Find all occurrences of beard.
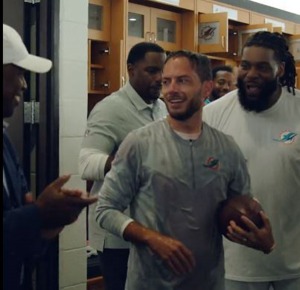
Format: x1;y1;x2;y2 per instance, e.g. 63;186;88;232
210;89;220;101
237;78;278;112
148;85;162;101
167;97;201;121
3;98;18;118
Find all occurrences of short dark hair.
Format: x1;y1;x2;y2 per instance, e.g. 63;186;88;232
212;65;233;79
165;50;212;81
242;31;296;95
127;42;165;65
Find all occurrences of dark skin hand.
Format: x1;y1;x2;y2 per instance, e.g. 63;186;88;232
226;210;275;254
24;192;34;204
36;175;97;230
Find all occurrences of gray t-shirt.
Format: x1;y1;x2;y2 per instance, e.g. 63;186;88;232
96;119;250;290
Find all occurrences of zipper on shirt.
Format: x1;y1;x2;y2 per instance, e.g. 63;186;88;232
189;140;196;189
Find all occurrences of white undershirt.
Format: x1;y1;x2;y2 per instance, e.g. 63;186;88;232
174;130;201;140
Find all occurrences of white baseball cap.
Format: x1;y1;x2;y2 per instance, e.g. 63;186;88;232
3;24;52;73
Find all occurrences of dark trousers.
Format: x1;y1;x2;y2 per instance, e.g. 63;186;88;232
97;248;129;290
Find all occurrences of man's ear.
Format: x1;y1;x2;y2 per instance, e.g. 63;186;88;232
127;63;134;77
203;80;213;100
277;61;285;78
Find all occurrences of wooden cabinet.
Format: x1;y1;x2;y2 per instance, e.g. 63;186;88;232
250;12;296;35
198;12;240;58
177;0;195;11
145;0;195;11
293;35;300;89
211;1;250;24
128;2;182;52
207;55;237;69
295;64;300;90
87;0;112;114
250;12;265;25
88;40;110;113
197;10;281;59
236;23;273;56
88;41;110;94
86;0;300;112
127;3;150;50
198;12;229;54
197;0;213;14
197;0;250;22
88;0;110;41
290;35;300;61
197;1;262;59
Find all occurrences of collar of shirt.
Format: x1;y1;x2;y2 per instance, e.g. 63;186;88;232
124;82;157;113
174;130;201;140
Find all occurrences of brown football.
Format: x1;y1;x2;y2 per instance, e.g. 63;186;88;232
217;195;263;236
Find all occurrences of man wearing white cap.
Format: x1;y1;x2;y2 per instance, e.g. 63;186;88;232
3;24;97;290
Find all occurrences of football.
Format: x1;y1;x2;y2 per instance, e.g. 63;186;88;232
217;195;264;236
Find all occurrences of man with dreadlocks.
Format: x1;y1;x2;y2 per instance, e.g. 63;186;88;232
203;31;300;290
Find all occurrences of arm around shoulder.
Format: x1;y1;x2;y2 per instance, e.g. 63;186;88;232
79;147;109;181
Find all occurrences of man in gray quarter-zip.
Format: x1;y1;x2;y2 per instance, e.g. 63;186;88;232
95;50;275;290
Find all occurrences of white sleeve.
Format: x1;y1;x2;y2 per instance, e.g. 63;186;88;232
78;147;109;181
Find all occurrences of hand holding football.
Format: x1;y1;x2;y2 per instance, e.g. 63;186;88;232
217;195;263;236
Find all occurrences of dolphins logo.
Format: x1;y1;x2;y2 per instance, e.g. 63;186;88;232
203;157;220;170
273;131;297;144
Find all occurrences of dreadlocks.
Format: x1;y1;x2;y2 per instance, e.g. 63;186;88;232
243;31;296;95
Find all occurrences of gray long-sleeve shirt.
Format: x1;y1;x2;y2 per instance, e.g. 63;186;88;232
96;119;250;290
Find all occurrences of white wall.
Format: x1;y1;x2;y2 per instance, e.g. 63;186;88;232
58;1;89;289
249;0;300;15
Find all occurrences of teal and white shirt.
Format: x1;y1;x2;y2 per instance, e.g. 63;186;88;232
203;87;300;282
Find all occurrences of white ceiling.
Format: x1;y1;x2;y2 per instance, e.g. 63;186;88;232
249;0;300;15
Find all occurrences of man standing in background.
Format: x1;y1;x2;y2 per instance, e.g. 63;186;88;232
203;31;300;290
206;65;236;104
79;42;167;290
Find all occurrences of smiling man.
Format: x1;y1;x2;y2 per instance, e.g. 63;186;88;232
203;31;300;290
209;65;237;102
3;24;97;290
94;50;274;290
